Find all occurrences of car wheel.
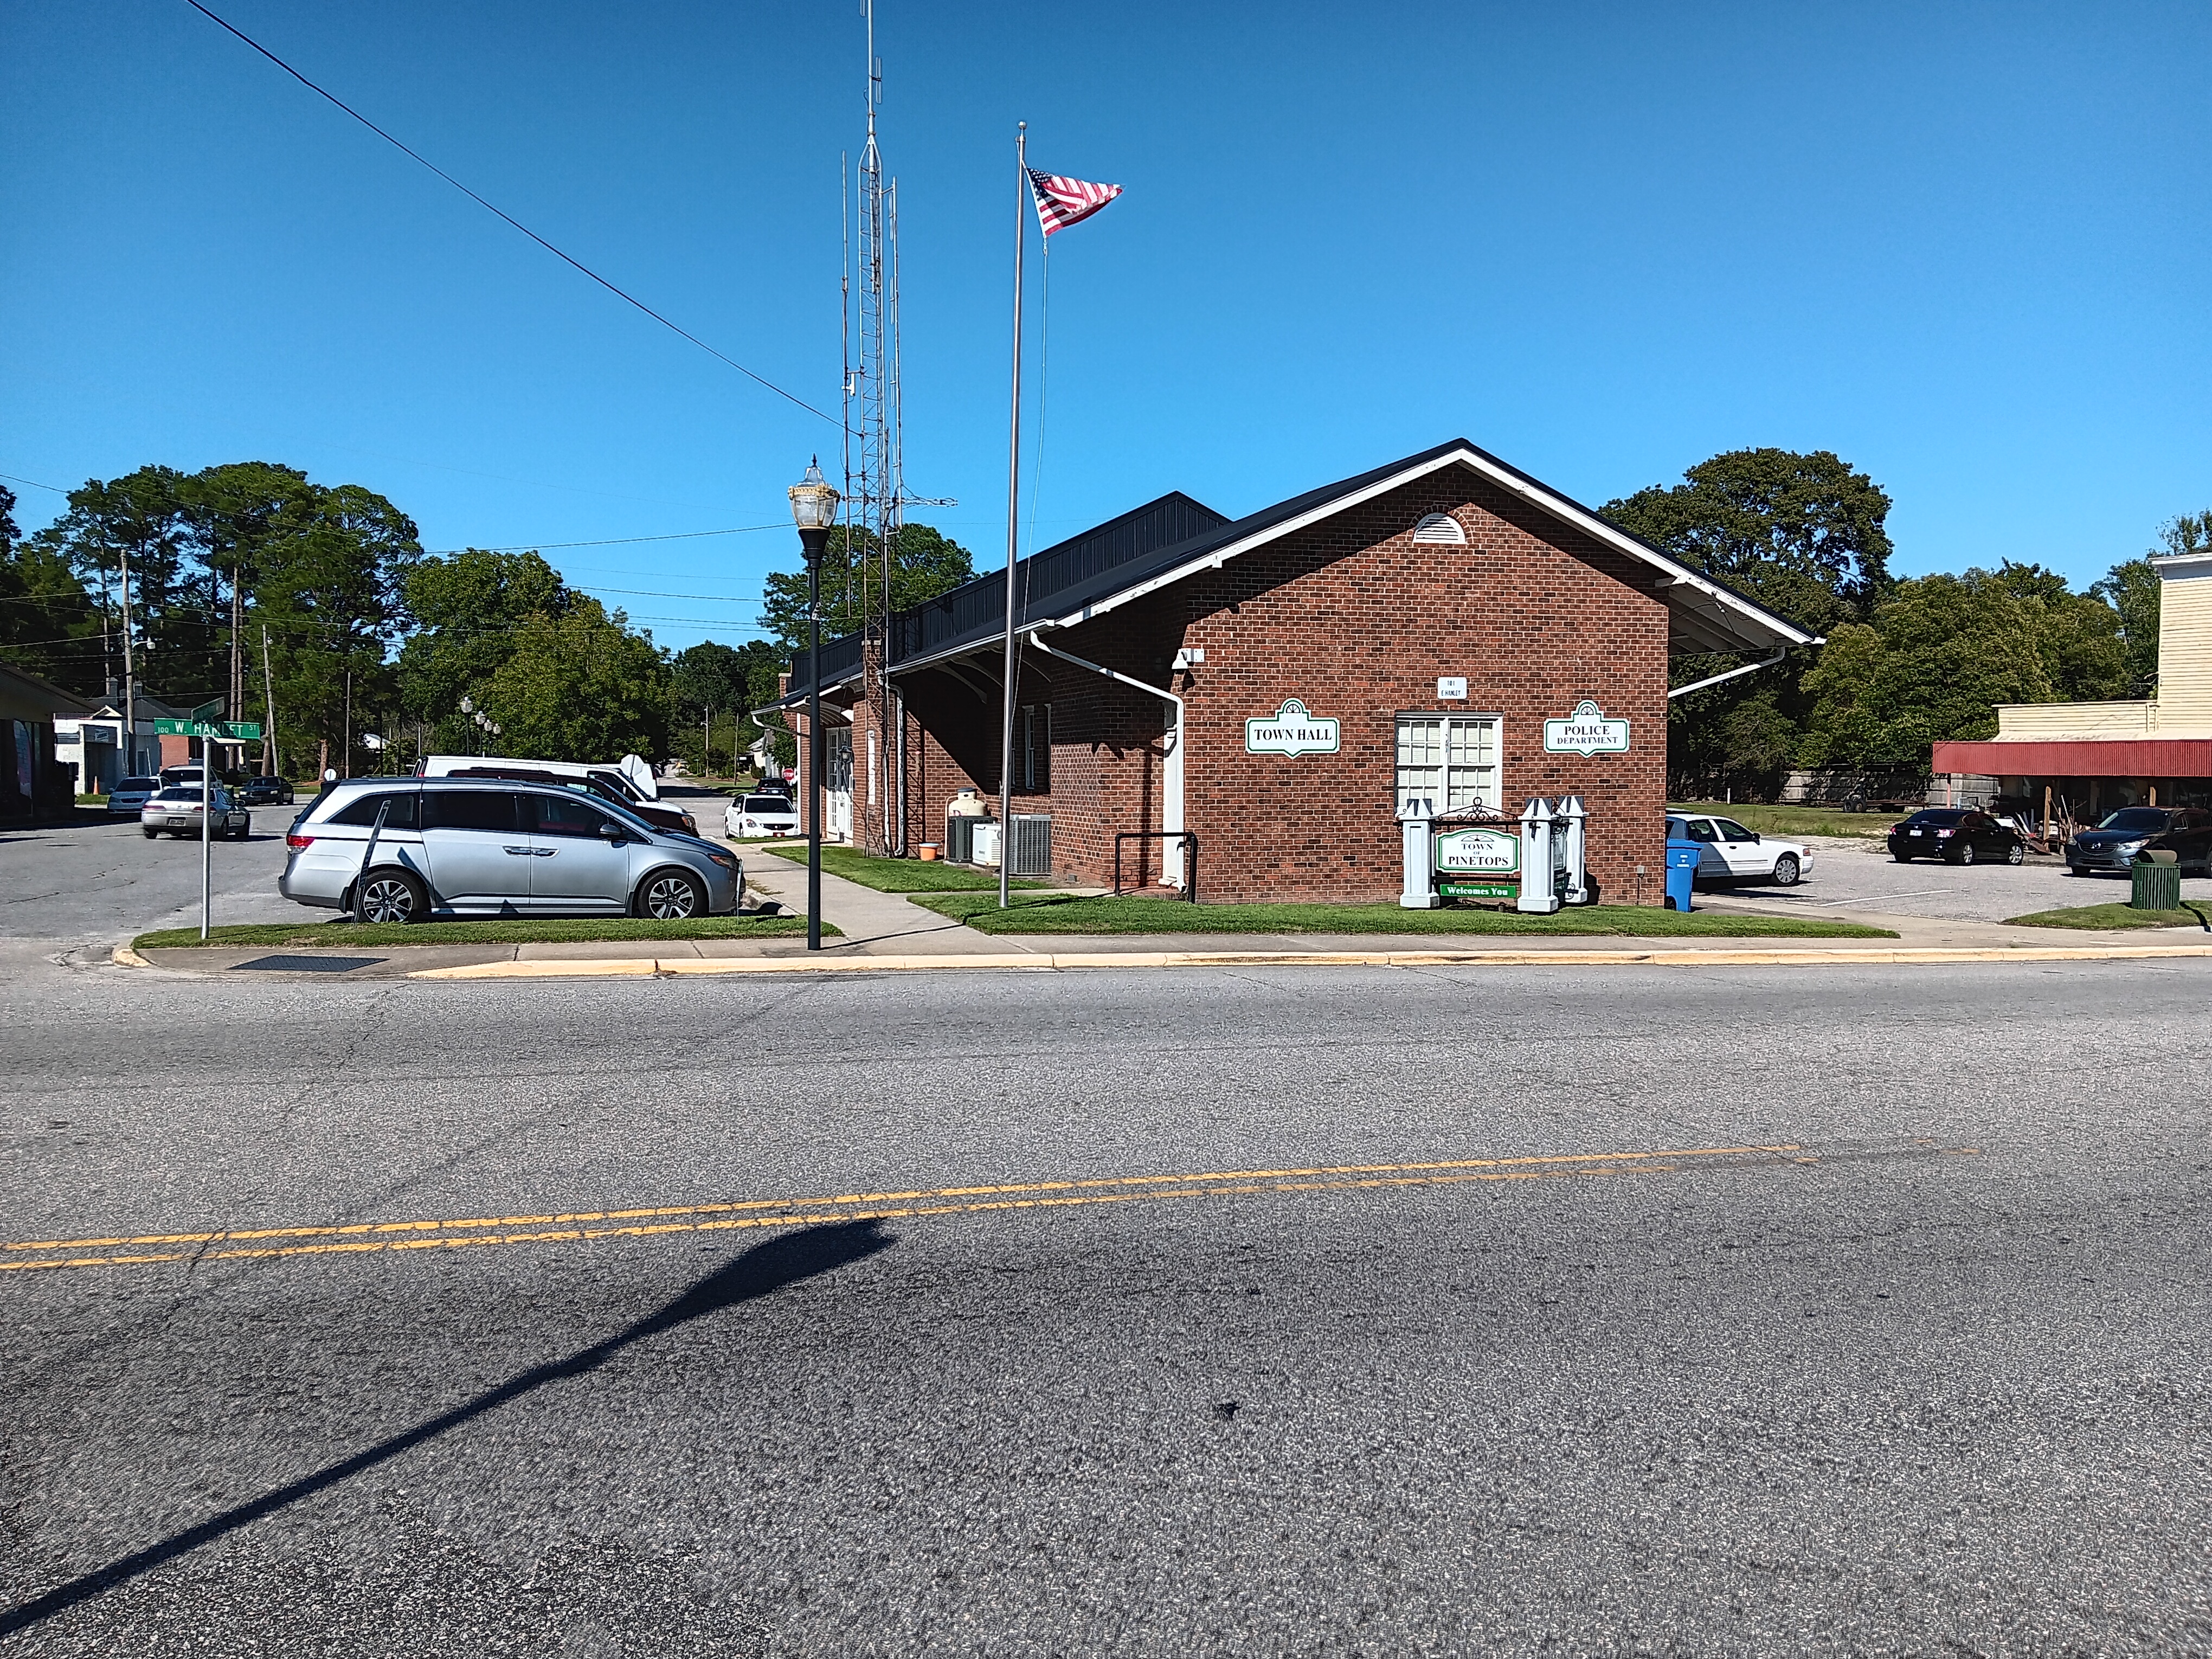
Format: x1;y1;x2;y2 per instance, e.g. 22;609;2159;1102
2065;865;2088;876
142;827;158;839
1891;851;1912;862
1952;842;1977;866
2005;841;2024;866
636;870;705;921
355;869;428;925
1772;853;1801;886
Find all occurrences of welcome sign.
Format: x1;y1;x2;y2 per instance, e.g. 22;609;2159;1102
1244;698;1340;756
1542;698;1631;756
1433;826;1520;874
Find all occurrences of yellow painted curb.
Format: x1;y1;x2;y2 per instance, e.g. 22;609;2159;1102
407;941;2212;981
111;946;152;969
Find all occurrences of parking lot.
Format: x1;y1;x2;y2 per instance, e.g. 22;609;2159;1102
1710;832;2212;923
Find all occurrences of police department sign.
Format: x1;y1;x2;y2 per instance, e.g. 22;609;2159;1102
1244;698;1340;756
1542;698;1631;756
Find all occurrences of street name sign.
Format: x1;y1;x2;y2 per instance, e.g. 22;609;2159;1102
153;719;263;740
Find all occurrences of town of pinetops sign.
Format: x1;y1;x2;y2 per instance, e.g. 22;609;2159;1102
1244;697;1340;757
1542;698;1630;756
1433;825;1520;901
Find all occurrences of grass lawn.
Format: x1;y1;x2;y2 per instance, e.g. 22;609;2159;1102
2005;901;2212;931
763;843;1047;893
1669;800;1897;839
134;914;828;949
909;892;1895;938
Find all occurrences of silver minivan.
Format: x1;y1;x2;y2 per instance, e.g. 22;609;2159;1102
280;779;743;923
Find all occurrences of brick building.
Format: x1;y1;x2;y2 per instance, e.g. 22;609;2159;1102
774;440;1815;903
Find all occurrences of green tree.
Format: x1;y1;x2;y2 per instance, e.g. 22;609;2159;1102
759;523;976;652
42;467;205;702
397;550;573;754
2091;558;2160;694
0;485;105;692
477;599;671;763
1799;576;2058;766
1968;562;2127;703
1605;448;1896;793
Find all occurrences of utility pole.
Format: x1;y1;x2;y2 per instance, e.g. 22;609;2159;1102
261;623;277;776
115;541;138;776
343;667;352;780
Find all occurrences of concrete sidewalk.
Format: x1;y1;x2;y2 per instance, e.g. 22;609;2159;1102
119;868;2212;980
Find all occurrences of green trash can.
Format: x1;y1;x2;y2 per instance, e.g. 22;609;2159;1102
2131;851;2181;911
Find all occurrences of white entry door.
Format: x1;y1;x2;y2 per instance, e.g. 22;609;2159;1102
825;728;854;843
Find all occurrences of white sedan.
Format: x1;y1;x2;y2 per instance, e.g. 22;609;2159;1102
1667;812;1812;887
725;791;801;839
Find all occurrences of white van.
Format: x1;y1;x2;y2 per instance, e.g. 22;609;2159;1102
415;754;695;837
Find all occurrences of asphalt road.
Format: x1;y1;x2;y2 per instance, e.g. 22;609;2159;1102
1715;833;2212;923
5;956;2210;1655
0;812;299;968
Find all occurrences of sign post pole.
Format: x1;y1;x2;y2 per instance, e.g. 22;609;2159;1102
1398;798;1438;909
201;734;213;941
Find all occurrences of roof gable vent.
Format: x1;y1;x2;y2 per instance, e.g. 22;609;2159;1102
1412;513;1467;545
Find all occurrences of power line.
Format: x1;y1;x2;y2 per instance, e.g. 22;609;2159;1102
182;0;844;430
0;471;72;496
420;523;786;555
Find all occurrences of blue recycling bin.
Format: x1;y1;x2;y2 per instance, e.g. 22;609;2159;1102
1664;838;1701;912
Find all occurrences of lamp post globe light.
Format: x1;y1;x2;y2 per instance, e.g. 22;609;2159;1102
789;458;840;951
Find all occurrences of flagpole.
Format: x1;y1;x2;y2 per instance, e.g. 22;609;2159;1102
998;122;1026;909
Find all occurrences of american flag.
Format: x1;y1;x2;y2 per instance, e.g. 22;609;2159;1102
1027;169;1122;236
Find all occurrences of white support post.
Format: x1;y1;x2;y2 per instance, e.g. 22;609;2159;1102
1398;797;1438;909
1517;797;1560;915
1561;794;1588;905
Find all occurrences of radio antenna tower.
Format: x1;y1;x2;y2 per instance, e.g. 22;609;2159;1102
847;0;901;851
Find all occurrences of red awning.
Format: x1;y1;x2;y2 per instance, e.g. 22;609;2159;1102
1932;738;2212;777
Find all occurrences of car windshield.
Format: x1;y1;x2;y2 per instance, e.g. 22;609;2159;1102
152;788;201;802
120;777;159;790
2098;808;2170;831
743;796;793;813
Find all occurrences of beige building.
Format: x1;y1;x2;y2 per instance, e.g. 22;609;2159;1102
1934;551;2212;815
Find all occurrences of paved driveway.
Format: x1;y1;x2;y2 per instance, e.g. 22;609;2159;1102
1711;833;2212;923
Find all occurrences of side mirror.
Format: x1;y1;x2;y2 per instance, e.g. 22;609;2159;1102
597;821;625;841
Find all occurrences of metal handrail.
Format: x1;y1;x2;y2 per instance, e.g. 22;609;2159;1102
1113;830;1197;903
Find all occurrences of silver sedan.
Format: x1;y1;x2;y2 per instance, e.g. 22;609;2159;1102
142;786;252;840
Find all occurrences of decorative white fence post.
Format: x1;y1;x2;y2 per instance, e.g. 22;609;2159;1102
1399;796;1439;909
1561;794;1589;905
1517;798;1560;914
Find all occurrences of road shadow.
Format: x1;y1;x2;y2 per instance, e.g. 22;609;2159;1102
0;1219;895;1638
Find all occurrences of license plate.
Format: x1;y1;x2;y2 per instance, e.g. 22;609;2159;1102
167;816;188;827
1907;829;1922;837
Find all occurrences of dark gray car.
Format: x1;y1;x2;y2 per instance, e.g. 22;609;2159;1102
279;779;744;922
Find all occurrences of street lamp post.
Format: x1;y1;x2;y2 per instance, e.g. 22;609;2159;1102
789;459;840;951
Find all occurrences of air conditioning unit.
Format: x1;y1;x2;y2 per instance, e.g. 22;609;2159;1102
944;813;975;864
970;820;1002;867
1008;813;1052;877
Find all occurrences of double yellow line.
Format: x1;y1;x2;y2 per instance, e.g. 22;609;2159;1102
2;1144;1802;1277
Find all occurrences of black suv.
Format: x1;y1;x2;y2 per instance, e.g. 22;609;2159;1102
2066;807;2212;876
1888;808;2025;866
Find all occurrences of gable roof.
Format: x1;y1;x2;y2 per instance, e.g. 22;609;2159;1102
780;439;1820;699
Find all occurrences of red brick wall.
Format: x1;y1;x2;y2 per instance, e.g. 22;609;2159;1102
1036;473;1670;902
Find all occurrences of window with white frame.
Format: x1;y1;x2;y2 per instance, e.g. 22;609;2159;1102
1396;714;1501;815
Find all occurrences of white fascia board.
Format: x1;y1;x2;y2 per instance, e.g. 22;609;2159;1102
1049;446;1820;651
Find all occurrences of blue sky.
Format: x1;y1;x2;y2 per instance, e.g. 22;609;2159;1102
4;1;2207;652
